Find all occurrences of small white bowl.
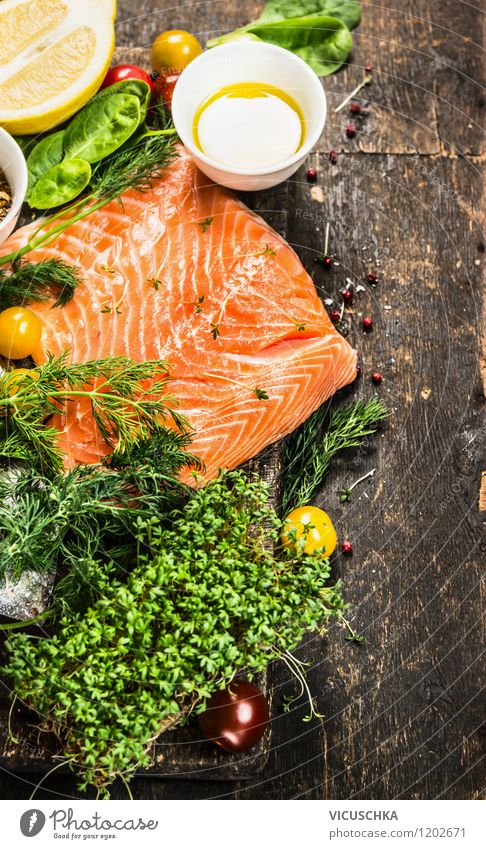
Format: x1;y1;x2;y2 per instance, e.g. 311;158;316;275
0;127;28;246
172;42;327;191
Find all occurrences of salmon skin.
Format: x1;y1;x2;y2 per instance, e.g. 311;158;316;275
1;150;357;479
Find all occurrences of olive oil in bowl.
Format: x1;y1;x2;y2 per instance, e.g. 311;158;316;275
193;82;305;170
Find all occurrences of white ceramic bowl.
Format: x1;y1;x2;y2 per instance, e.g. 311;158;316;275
0;127;28;246
172;42;327;191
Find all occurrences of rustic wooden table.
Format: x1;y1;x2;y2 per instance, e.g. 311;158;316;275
0;0;484;800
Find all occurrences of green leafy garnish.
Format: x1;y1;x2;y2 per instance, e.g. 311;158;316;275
29;159;92;210
0;353;184;475
63;93;141;164
0;428;199;583
207;1;361;76
198;217;214;233
0;103;177;268
26;130;65;195
256;0;361;29
2;469;344;795
282;398;388;513
0;259;81;310
254;387;269;400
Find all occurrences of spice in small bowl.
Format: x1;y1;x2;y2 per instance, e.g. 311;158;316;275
0;171;12;223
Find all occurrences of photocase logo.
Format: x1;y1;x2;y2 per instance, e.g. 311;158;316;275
19;809;46;837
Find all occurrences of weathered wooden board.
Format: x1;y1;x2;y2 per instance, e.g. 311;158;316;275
0;0;484;800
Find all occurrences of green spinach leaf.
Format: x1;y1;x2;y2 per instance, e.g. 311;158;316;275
29;159;92;210
256;0;361;29
207;0;359;75
210;15;352;76
27;130;65;197
88;78;151;124
13;135;39;159
63;93;141;164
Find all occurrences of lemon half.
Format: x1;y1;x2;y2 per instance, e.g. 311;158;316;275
0;0;116;135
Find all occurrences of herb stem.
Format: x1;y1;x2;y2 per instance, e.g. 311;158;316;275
334;75;372;113
0;198;110;267
324;221;330;257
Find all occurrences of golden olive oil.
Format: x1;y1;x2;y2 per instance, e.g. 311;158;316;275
193;82;306;157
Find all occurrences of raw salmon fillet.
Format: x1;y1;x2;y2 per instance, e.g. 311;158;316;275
1;150;357;478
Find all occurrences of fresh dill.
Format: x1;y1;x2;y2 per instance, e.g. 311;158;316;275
0;427;200;583
0;354;186;476
282;399;388;513
0;259;81;310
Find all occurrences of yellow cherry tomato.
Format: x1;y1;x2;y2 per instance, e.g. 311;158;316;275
151;30;203;73
5;368;39;396
281;506;337;557
0;307;42;360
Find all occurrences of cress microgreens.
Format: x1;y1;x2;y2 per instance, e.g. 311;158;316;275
282;398;388;513
3;470;345;796
198;217;213;233
0;353;185;475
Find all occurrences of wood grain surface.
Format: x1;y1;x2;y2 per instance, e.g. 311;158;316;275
0;0;484;800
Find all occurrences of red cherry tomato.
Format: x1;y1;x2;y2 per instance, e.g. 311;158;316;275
101;64;156;95
199;680;269;752
154;71;181;111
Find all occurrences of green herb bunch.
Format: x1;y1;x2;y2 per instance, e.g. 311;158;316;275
0;259;81;311
282;398;388;512
207;1;362;77
0;353;185;475
0;427;201;584
3;470;344;795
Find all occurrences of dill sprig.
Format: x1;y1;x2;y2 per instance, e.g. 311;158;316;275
89;105;177;200
282;399;389;513
0;106;178;268
0;353;186;475
0;428;201;583
0;259;81;310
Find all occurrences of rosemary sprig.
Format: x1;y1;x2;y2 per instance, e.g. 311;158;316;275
0;353;186;475
282;399;388;513
0;106;178;268
0;259;81;310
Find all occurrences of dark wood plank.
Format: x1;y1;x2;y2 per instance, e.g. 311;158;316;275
320;0;441;155
428;0;486;157
284;151;485;800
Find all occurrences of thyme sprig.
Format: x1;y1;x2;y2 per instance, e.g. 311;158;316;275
282;399;388;513
0;353;185;475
